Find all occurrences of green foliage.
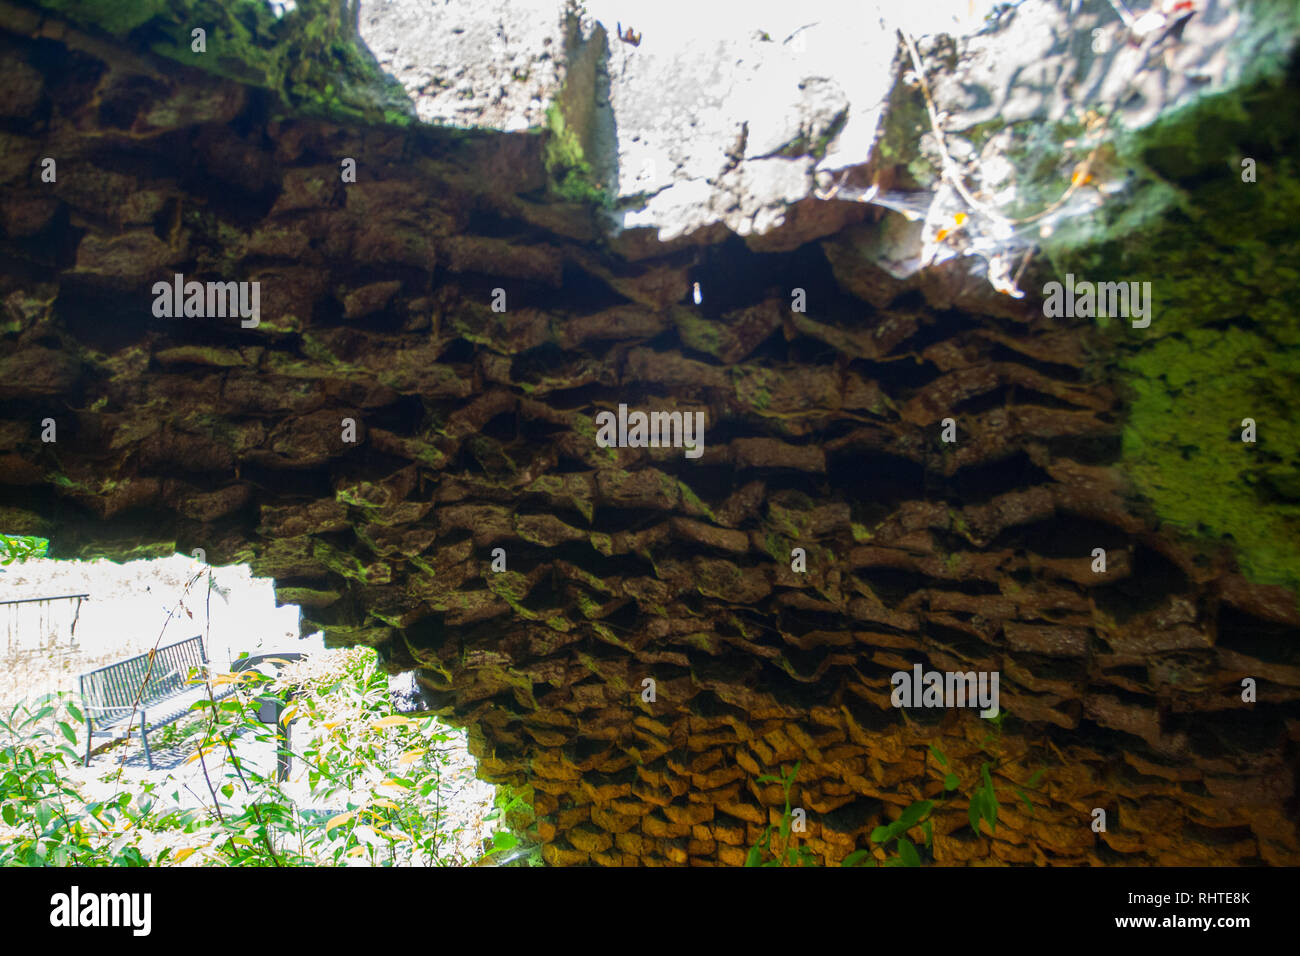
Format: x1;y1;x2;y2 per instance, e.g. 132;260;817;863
0;647;514;867
744;761;819;867
0;693;165;866
746;731;1049;867
479;789;544;866
0;534;48;564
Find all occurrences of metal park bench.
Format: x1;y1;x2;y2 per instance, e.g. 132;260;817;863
78;635;233;769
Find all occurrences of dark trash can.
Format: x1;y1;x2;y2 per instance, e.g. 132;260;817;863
232;652;306;782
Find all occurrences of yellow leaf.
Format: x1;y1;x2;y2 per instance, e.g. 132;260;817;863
397;748;426;765
323;721;343;730
953;212;967;225
347;845;367;857
172;846;198;864
372;715;413;729
279;704;299;727
185;745;217;764
325;811;354;832
935;228;950;241
370;799;399;810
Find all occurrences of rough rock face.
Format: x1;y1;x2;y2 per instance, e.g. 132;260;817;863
358;0;567;132
362;0;1299;259
359;0;903;239
2;4;1299;866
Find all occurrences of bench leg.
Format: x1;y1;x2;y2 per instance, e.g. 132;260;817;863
140;710;152;770
84;721;92;767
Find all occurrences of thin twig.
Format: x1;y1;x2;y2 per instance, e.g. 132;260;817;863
109;567;206;790
1105;0;1137;29
898;22;1164;230
1013;246;1035;287
194;565;281;865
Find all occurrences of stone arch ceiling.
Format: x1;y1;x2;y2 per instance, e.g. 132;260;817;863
2;4;1298;866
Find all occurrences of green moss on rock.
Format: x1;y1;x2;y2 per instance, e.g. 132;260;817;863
1044;65;1300;601
36;0;413;126
542;102;608;206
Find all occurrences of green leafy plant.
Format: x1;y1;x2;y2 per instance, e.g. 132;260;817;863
167;647;497;866
0;534;48;564
0;691;190;866
0;644;511;867
744;760;820;867
478;789;544;866
842;742;1047;866
745;737;1049;868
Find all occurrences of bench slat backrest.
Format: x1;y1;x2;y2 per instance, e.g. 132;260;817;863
79;636;208;715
